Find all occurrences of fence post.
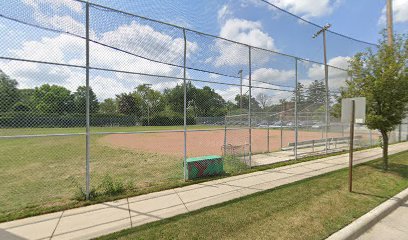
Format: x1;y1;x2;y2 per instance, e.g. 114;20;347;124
323;30;329;155
85;1;91;200
183;28;187;180
280;116;283;150
267;123;270;153
248;46;252;168
224;116;227;156
294;58;298;160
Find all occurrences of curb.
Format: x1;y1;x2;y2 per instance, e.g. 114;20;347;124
326;187;408;240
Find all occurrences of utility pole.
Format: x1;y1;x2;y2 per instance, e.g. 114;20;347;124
238;70;243;112
313;23;331;154
386;0;393;46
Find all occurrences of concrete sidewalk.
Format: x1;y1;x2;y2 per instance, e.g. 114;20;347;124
1;142;407;240
357;199;408;240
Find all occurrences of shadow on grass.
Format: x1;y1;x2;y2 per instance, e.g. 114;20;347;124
370;162;408;179
351;191;389;199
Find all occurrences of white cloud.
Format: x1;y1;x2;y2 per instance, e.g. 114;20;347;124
23;0;83;14
307;56;350;90
252;68;295;84
218;4;233;22
262;0;341;19
2;19;198;100
379;0;408;24
220;18;276;49
22;0;87;37
214;18;277;67
215;86;240;102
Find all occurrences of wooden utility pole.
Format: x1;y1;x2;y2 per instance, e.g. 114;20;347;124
349;100;355;192
386;0;393;46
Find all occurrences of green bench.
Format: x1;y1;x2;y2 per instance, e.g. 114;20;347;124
186;155;224;180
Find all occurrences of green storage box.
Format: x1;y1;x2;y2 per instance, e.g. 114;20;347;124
186;155;223;180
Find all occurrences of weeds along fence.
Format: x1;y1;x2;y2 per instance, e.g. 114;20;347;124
0;0;407;220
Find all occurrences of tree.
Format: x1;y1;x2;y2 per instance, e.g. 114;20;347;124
343;33;408;170
306;80;325;106
256;93;270;109
194;86;226;117
164;82;196;114
73;86;99;114
0;70;19;113
116;93;140;115
18;89;35;110
291;82;306;107
134;84;165;117
235;94;261;112
32;84;74;114
99;98;117;114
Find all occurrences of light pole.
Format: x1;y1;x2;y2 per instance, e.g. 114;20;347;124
238;70;243;112
313;23;331;154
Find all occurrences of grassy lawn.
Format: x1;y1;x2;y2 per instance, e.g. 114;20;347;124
97;151;408;240
0;131;247;222
0;124;401;224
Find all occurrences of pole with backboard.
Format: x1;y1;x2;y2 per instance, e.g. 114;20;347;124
341;97;366;193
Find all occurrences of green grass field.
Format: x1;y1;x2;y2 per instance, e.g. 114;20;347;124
0;125;390;223
97;151;408;240
0;125;249;223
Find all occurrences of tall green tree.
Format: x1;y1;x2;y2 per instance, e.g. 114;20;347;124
194;86;226;116
32;84;74;114
134;84;165;116
116;93;140;116
0;70;19;113
291;82;306;104
342;33;408;170
164;82;196;114
99;98;117;114
73;86;99;114
306;80;325;106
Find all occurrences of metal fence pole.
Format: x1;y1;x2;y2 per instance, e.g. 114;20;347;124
183;29;187;180
224;116;227;156
280;116;283;150
85;1;90;200
248;46;252;168
323;30;329;154
294;58;298;160
267;124;270;153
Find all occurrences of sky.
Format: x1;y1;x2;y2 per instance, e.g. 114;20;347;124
0;0;407;103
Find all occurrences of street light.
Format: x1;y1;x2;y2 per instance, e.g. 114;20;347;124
313;23;331;154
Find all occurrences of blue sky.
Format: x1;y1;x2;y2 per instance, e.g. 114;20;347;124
0;0;407;103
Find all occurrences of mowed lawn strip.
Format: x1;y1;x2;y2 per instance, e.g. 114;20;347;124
96;151;408;240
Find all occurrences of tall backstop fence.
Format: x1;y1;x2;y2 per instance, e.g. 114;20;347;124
0;0;407;220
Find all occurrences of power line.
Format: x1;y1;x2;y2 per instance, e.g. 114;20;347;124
258;0;378;47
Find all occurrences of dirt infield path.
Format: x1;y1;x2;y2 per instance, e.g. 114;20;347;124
99;129;340;157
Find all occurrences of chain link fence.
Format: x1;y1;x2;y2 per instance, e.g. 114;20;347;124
0;0;407;221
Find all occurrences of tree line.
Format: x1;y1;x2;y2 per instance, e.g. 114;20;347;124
0;70;329;120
